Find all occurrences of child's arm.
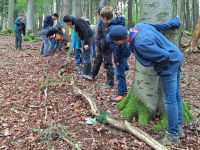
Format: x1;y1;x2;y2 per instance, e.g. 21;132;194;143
72;31;76;49
150;16;181;32
111;42;121;64
15;18;21;26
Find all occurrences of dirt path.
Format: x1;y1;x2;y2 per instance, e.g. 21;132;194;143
0;35;199;150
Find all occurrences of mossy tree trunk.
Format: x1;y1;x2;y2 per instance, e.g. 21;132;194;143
117;0;194;130
8;0;14;32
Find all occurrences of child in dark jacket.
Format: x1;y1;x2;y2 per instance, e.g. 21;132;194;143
100;6;131;102
53;22;64;52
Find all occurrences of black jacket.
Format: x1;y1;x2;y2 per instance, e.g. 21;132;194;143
72;17;94;45
96;21;111;52
19;21;26;36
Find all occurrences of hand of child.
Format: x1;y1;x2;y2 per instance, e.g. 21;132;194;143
114;63;119;65
80;48;83;52
73;48;75;51
84;45;89;50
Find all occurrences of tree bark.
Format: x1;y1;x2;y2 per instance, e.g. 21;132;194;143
72;0;77;17
95;0;102;41
86;0;89;19
192;0;199;32
136;0;138;24
186;0;191;31
56;0;60;16
8;0;14;32
78;0;82;17
128;0;133;30
117;0;184;125
38;15;43;31
90;0;94;24
26;0;35;36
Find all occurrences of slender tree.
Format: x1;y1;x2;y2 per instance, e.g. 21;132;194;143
72;0;77;17
192;0;199;32
8;0;14;32
26;0;34;36
78;0;82;17
128;0;132;30
186;0;191;31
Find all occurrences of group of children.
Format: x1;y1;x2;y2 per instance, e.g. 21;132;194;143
14;5;185;146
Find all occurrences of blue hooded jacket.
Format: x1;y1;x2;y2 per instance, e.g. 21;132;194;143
131;17;183;75
108;18;131;63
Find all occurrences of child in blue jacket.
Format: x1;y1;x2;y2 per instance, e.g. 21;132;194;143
105;16;184;146
100;6;131;102
72;29;83;72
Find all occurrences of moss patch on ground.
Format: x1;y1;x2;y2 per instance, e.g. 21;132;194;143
22;33;42;43
2;29;14;34
117;88;194;131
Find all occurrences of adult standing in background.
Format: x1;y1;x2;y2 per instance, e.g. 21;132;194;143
39;13;58;57
116;11;125;27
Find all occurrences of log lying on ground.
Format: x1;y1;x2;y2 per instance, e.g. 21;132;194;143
72;86;169;150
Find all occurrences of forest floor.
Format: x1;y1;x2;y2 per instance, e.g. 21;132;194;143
0;35;199;150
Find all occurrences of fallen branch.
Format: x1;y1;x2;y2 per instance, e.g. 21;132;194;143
190;106;200;113
72;85;169;150
63;138;81;150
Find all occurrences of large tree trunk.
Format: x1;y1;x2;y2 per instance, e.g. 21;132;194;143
186;0;191;31
38;15;43;31
192;0;199;32
8;0;14;32
56;0;60;17
50;0;54;14
72;0;77;17
26;0;35;36
117;0;192;128
128;0;133;30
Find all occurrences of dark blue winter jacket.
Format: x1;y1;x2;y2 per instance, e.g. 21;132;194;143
42;15;54;29
131;17;183;75
108;18;131;63
117;16;125;27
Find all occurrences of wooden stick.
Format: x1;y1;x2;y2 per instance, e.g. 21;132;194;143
72;85;169;150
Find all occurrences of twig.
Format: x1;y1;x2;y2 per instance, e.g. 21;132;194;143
44;87;48;121
72;83;169;150
189;106;200;113
63;138;82;150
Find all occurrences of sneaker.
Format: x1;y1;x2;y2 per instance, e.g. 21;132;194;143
159;127;185;139
101;84;113;89
110;94;125;103
76;73;84;78
83;74;93;80
18;48;23;50
159;133;180;145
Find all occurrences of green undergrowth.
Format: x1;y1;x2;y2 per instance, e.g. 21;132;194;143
2;29;14;34
22;33;42;43
117;89;194;131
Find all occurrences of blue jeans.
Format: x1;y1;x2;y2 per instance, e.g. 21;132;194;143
41;34;51;57
160;68;183;135
14;31;22;48
54;39;63;50
50;38;54;50
75;49;83;66
115;59;128;95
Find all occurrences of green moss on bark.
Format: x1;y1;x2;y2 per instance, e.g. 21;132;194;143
117;88;194;131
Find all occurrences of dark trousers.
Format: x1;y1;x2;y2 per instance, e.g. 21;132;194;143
54;39;63;50
81;35;95;75
14;31;22;48
91;50;114;86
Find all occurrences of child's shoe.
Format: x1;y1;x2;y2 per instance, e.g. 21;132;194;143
159;133;180;145
101;84;113;89
110;94;125;103
159;126;185;139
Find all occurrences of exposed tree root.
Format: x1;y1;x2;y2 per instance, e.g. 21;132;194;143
72;85;169;150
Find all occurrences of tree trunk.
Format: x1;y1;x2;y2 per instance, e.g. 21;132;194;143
0;16;4;30
182;0;186;30
56;0;60;16
95;0;103;41
192;0;199;32
128;0;132;30
78;0;82;17
117;0;192;129
86;0;89;19
186;0;191;31
8;0;14;32
38;15;43;31
104;0;108;6
50;0;54;14
62;0;72;53
90;0;94;24
26;0;35;36
72;0;77;17
136;0;138;23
